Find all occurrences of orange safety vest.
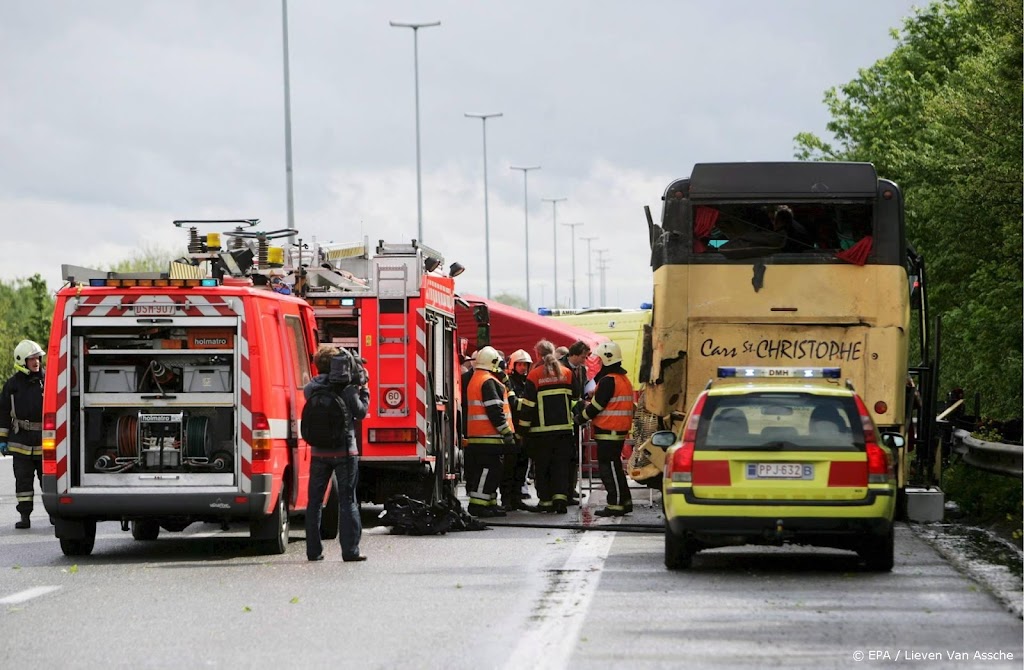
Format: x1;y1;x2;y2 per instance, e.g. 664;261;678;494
592;372;635;435
466;369;513;445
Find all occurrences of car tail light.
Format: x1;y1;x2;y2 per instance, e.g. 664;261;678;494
42;412;57;475
665;393;706;483
251;413;272;461
855;395;890;483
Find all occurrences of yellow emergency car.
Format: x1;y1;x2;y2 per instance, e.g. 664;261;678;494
659;366;900;571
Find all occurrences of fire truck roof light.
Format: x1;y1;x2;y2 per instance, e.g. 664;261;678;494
200;278;219;287
717;366;841;379
341;297;355;306
89;279;107;286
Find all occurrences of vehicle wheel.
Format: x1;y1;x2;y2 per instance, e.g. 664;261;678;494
664;520;692;570
320;477;339;541
131;519;160;541
59;520;97;557
859;526;895;572
252;492;290;555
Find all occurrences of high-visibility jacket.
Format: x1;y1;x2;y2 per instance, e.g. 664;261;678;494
465;369;514;446
582;367;634;442
518;363;574;435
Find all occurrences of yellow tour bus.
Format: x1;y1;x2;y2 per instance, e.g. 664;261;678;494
639;162;937;513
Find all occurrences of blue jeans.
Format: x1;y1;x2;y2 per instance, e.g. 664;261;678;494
305;456;362;560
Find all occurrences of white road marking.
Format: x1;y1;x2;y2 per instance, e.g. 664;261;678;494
0;586;61;604
504;528;617;670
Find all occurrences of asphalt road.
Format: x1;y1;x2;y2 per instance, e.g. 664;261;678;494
0;457;1020;669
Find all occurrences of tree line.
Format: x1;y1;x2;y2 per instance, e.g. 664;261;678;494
795;0;1022;419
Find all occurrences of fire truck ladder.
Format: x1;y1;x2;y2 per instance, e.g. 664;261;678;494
376;261;410;417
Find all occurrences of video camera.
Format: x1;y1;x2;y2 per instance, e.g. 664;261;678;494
329;348;368;387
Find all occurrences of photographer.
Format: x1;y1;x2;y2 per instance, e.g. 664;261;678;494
303;345;370;562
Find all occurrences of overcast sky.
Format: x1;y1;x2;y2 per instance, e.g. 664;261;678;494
0;0;920;310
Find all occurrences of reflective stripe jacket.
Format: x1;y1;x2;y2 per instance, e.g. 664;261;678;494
518;363;574;436
0;367;44;456
581;365;635;441
465;369;514;446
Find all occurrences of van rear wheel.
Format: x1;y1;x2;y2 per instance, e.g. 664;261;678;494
59;520;97;557
252;492;290;555
131;519;160;541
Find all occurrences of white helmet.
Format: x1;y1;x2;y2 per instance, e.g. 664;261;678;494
473;346;502;372
594;341;622;366
13;339;44;366
508;349;533;368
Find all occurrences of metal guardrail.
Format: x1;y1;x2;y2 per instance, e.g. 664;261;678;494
951;429;1024;478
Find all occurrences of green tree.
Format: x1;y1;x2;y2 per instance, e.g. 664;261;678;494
0;275;55;380
795;0;1022;417
492;293;528;311
107;243;179;274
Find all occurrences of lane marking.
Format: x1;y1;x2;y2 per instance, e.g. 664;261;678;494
0;586;61;605
505;529;617;670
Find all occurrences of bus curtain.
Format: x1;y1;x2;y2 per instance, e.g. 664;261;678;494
836;235;873;266
693;206;719;253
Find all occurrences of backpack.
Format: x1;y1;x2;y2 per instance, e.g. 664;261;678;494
300;385;352;450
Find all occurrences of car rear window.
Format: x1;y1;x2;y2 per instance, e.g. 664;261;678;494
696;392;863;451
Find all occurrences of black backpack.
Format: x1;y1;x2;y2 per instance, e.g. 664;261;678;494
300;385;352;450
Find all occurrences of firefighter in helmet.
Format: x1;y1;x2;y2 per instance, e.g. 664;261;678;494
577;341;635;517
464;346;515;518
518;340;576;513
499;349;532;510
0;340;46;529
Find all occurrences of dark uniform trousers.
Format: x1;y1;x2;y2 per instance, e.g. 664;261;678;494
465;444;504;509
528;433;574;509
595;438;632;508
13;453;42;516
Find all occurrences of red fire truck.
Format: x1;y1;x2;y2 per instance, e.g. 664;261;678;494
294;238;462;505
40;221;462;556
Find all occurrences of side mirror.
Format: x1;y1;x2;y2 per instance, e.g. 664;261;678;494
650;430;678;450
881;433;906;450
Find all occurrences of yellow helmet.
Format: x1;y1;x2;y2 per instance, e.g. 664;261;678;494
13;339;44;366
508;349;533;368
594;341;622;366
473;346;502;372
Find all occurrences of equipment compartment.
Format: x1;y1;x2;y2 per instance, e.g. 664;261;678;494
88;366;139;393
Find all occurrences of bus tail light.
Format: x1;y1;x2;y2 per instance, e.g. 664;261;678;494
42;412;57;475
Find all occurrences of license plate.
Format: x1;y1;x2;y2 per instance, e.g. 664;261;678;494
746;463;813;479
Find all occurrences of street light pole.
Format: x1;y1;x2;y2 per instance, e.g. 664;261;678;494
595;249;609;306
281;0;296;246
510;165;540;310
465;112;503;299
580;235;597;308
561;222;583;309
390;20;441;244
541;197;566;307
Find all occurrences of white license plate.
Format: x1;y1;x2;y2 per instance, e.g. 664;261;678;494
746;463;813;480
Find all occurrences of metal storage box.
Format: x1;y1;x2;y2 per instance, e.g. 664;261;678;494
182;366;232;393
88;366;138;393
906;487;945;523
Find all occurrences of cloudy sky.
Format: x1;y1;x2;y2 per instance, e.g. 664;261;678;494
1;0;920;310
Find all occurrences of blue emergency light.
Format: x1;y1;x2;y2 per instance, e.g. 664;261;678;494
717;366;841;379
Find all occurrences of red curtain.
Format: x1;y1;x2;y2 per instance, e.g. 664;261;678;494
836;235;873;266
693;206;719;253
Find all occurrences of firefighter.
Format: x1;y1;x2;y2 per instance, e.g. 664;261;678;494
519;340;576;513
499;349;532;510
464;346;514;518
559;340;591;504
577;341;635;517
0;340;46;529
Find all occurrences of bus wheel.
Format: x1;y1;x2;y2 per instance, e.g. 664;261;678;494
59;520;97;557
131;519;160;541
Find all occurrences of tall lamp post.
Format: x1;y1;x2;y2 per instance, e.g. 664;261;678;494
595;249;609;306
561;222;583;309
580;235;597;308
510;165;540;310
541;197;566;307
281;0;296;246
390;20;441;244
465;112;503;298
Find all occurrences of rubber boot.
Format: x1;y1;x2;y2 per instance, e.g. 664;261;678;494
15;513;30;529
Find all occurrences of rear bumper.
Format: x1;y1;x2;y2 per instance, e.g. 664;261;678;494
668;515;893;538
41;474;273;521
